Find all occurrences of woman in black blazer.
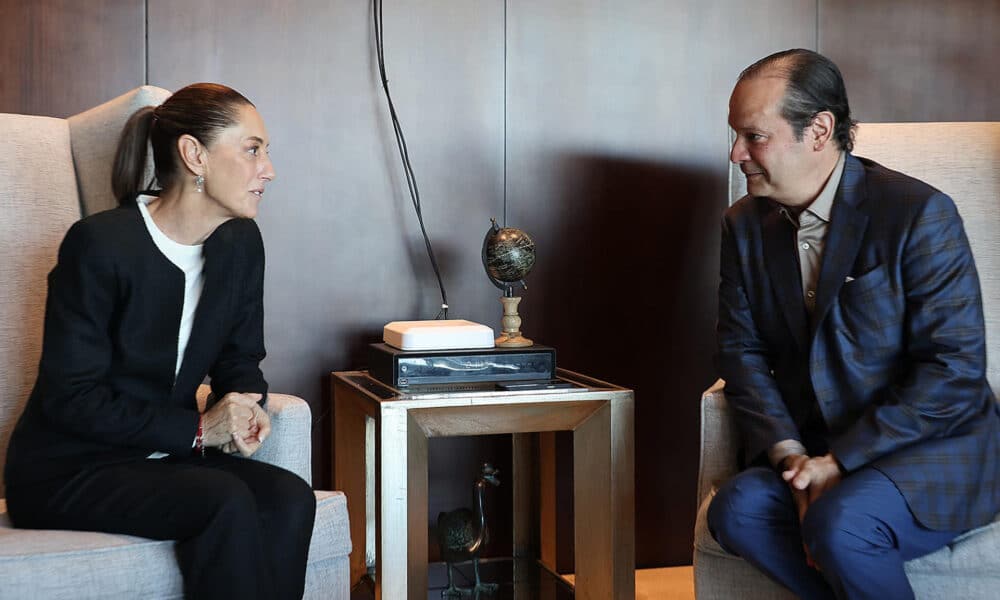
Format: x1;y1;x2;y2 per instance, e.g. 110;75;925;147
3;83;314;600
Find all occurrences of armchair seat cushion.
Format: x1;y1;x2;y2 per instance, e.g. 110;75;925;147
902;515;1000;577
0;491;350;600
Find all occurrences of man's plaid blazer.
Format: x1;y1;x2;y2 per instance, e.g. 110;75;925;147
718;153;1000;532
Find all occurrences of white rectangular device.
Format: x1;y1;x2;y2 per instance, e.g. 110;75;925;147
382;319;496;351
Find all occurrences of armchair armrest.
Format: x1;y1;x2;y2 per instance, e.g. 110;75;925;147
253;393;313;485
697;379;740;503
196;386;313;486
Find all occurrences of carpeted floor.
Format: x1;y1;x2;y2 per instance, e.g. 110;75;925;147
563;566;695;600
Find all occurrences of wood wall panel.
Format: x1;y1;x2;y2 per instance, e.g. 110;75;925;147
821;0;1000;122
0;0;144;117
505;0;817;568
148;0;511;560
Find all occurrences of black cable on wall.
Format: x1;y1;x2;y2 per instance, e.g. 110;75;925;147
373;0;450;319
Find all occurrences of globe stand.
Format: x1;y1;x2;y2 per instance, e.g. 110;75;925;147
496;295;532;347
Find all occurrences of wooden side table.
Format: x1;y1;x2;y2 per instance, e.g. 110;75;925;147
331;369;635;600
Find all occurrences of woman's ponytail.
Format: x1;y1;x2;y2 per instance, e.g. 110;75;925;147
111;105;155;205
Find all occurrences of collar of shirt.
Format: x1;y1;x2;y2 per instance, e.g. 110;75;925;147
776;151;846;227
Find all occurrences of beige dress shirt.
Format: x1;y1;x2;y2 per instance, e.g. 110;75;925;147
767;152;846;468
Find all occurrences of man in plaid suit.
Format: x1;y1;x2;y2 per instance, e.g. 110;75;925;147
707;48;1000;599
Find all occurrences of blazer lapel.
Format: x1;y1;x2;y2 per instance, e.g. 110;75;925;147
812;154;870;334
174;226;234;399
762;203;810;351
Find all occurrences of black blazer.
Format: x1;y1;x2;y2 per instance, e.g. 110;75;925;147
5;197;268;488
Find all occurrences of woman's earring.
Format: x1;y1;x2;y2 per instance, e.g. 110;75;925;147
194;174;205;193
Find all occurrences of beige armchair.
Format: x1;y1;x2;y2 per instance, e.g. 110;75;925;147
694;122;1000;599
0;87;351;599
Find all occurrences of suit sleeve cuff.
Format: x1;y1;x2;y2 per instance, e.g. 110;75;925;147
828;437;868;472
767;439;807;469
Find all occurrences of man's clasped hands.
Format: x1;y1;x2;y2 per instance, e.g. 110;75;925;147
782;452;844;568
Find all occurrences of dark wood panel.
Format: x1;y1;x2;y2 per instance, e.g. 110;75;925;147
0;0;144;117
149;0;509;559
505;0;817;569
821;0;1000;122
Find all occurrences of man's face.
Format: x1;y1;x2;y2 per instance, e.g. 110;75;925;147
728;75;818;207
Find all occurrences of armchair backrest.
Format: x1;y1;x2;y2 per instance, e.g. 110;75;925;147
0;86;170;497
728;122;1000;396
0;115;80;498
69;85;171;216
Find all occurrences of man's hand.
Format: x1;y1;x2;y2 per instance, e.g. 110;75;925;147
781;453;843;570
202;392;270;457
781;454;812;521
783;453;843;506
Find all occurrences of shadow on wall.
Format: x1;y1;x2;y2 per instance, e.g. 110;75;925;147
521;153;726;568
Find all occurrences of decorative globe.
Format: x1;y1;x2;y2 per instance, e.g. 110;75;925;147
482;218;535;293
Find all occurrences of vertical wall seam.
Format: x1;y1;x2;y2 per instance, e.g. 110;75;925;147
143;0;149;84
816;0;822;52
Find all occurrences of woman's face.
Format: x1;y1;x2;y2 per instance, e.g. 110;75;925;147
202;104;275;219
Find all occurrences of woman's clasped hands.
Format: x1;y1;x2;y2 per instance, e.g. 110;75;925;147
201;392;271;457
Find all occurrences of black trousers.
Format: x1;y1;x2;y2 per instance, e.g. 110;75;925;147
6;451;316;600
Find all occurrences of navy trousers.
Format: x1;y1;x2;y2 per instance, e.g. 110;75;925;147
707;466;960;600
7;450;316;600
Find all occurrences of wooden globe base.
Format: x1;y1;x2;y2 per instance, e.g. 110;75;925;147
496;296;533;348
496;332;533;348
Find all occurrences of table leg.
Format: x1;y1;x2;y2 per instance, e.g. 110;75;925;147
538;431;558;572
378;406;428;599
573;397;635;599
512;432;537;560
365;415;376;574
333;380;371;587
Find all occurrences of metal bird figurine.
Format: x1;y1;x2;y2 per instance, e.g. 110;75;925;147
437;463;501;597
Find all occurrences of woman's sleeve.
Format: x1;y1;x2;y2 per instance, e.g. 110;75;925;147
36;220;199;454
208;220;269;405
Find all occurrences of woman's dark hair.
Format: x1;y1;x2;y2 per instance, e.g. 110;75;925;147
739;49;857;152
112;83;254;204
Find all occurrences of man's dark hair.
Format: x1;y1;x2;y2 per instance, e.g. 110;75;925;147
739;49;857;152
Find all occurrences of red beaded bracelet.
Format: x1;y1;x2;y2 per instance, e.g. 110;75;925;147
194;415;205;457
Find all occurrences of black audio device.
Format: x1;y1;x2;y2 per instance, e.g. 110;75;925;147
367;343;556;388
